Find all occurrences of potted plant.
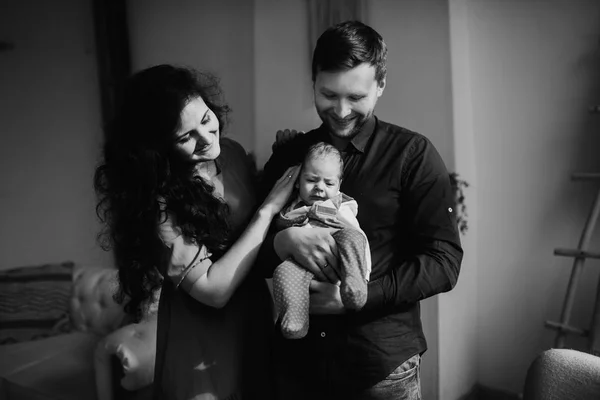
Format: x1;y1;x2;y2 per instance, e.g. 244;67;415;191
449;172;469;235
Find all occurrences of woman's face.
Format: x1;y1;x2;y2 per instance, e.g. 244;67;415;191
174;96;220;162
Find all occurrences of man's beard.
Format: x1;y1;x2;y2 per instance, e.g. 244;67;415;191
319;109;373;140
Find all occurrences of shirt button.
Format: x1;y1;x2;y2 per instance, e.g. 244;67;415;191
320;332;326;338
448;207;453;212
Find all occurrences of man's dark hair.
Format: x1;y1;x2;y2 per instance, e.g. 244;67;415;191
312;20;387;84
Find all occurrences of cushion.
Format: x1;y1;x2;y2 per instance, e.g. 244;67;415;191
70;265;127;336
0;261;75;345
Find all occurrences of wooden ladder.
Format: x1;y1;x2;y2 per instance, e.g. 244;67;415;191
545;172;600;356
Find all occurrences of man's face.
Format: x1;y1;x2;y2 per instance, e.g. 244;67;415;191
314;63;385;140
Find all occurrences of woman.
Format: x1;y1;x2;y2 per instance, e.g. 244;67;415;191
94;64;299;400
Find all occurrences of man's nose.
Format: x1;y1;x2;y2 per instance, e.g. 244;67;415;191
333;100;351;119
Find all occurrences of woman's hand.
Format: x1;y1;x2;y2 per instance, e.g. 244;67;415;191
259;165;300;218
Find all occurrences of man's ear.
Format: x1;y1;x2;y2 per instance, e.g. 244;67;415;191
377;78;386;98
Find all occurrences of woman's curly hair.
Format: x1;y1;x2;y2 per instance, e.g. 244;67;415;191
94;65;231;320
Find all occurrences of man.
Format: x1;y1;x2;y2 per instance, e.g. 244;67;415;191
258;20;463;400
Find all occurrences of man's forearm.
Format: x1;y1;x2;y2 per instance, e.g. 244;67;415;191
361;239;463;313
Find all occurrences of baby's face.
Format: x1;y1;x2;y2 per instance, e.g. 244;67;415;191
298;156;341;205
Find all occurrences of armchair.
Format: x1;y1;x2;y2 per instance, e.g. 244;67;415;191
0;262;157;400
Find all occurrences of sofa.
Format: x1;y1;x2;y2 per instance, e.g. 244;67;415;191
0;261;157;400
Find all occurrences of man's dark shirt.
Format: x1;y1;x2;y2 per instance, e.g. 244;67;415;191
258;116;463;392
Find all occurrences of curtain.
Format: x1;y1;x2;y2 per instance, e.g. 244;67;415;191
307;0;368;60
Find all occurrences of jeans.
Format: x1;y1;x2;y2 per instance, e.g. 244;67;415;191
274;352;421;400
351;354;422;400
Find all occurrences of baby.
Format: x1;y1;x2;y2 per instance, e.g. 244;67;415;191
272;142;371;339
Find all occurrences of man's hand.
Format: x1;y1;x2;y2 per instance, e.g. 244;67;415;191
273;226;340;283
272;129;305;151
309;281;345;315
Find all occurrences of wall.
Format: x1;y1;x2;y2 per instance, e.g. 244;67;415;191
466;0;600;393
370;0;455;165
443;1;480;398
253;0;321;167
127;0;255;151
0;0;111;269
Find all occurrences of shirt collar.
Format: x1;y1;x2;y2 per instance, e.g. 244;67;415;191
317;115;377;154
